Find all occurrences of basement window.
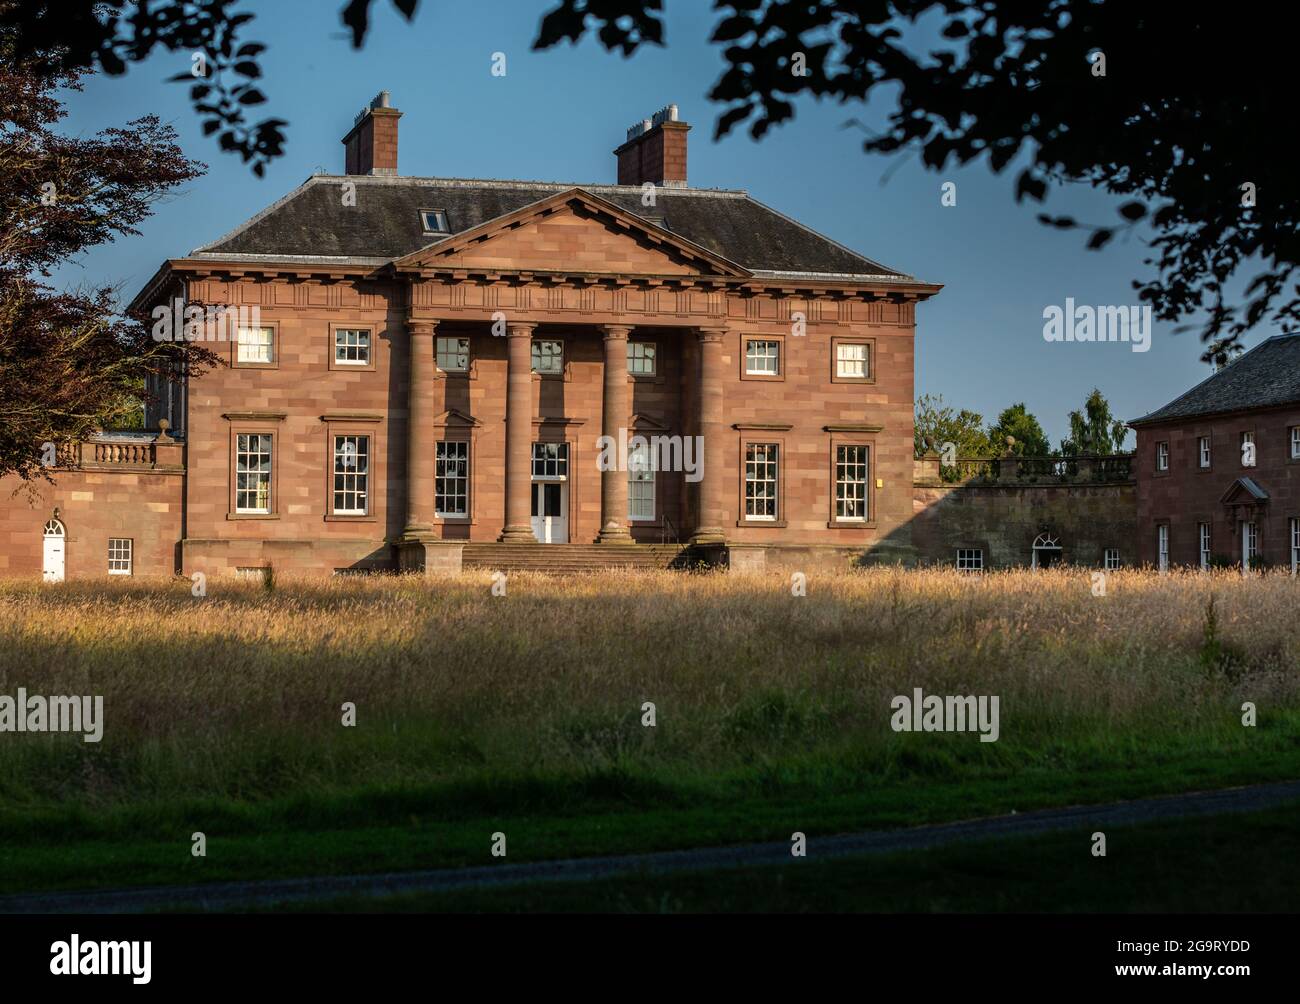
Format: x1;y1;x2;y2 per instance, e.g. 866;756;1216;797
420;209;450;235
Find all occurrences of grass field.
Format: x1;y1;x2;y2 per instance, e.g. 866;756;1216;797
0;566;1297;902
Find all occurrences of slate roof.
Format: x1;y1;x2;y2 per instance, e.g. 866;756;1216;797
190;175;914;281
1129;333;1300;427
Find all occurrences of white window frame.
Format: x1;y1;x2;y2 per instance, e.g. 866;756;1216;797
1291;427;1300;460
532;339;563;375
436;336;470;373
745;339;780;376
235;433;273;514
1198;436;1211;469
107;538;133;575
1104;548;1121;570
835;444;869;521
1244;520;1258;570
628;440;655;521
1291;517;1299;575
420;209;450;235
236;326;274;364
836;342;869;379
332;435;370;515
627;341;656;376
744;443;779;521
1157;524;1169;572
531;442;568;480
436;441;469;517
956;548;983;572
334;328;371;366
1155;441;1169;471
1199;522;1211;571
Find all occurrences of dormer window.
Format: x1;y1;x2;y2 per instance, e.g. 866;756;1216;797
420;209;450;235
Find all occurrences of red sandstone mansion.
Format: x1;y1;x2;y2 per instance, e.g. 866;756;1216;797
2;95;942;579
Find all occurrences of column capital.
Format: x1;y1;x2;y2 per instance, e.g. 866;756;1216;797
407;318;438;336
601;324;633;341
696;326;728;343
506;321;537;338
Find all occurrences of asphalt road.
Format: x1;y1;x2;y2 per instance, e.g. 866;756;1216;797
3;779;1298;913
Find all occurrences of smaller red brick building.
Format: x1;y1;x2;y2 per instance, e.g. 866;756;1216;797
1131;333;1300;572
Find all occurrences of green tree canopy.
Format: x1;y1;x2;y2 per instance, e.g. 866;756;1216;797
987;403;1051;458
1059;388;1131;456
913;393;990;459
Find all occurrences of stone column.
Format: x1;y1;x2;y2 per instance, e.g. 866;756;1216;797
404;318;437;535
690;326;727;545
598;324;633;543
500;321;538;542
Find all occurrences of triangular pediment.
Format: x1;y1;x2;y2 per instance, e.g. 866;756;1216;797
1221;477;1269;505
431;408;479;428
629;412;670;432
394;189;749;278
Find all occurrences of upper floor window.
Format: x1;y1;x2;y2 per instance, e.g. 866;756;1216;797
334;328;370;366
835;445;869;521
236;326;274;365
744;443;779;520
1291;426;1300;460
745;339;780;376
1198;436;1211;468
235;434;273;514
836;342;870;379
1240;430;1256;467
420;209;450;235
956;548;983;572
532;339;563;375
108;538;133;575
332;435;370;515
627;341;656;376
437;336;470;373
1155;441;1169;471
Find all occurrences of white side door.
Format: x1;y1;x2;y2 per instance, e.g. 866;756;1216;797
42;520;65;582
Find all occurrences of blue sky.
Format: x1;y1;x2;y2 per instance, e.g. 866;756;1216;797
49;0;1259;447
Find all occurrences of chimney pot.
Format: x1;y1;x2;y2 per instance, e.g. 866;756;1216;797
343;90;402;176
615;105;690;188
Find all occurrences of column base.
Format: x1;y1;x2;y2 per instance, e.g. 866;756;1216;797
499;525;539;543
688;527;726;546
597;523;635;544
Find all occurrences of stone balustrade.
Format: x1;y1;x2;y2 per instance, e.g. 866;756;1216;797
914;453;1134;486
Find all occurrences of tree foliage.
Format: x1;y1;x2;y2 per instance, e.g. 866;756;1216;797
0;39;215;481
1058;388;1130;457
987;403;1051;458
913;393;989;458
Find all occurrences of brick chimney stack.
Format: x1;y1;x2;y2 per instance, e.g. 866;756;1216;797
614;104;689;187
342;90;402;176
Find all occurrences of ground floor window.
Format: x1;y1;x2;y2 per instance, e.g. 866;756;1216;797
1243;520;1258;571
532;442;568;479
1291;517;1299;574
956;548;983;572
1104;548;1121;570
744;443;779;520
236;434;273;513
1031;532;1062;569
1199;522;1211;571
1157;525;1169;572
835;445;869;521
436;441;469;517
108;538;132;575
332;435;370;515
628;440;654;520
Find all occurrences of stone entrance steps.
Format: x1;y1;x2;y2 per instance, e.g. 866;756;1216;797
461;543;692;573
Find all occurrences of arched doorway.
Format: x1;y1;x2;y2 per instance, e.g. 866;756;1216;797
1031;532;1062;570
42;517;66;582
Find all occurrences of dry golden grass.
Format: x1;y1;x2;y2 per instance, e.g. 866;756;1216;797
0;566;1296;804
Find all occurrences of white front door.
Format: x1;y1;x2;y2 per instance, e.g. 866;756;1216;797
531;482;568;544
1242;521;1255;572
42;519;65;582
